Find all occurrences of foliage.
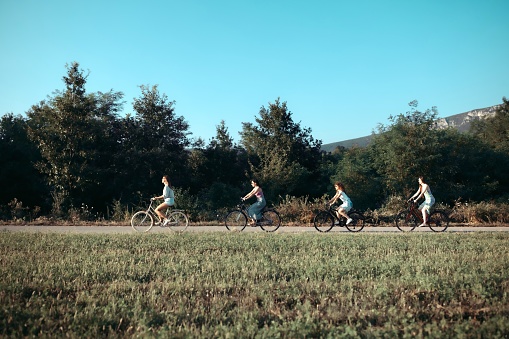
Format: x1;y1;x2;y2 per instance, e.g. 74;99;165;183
117;84;191;198
471;97;509;154
434;129;509;202
186;121;248;201
450;201;509;224
1;232;508;337
26;62;124;212
240;98;324;200
370;100;442;197
0;60;507;221
368;99;509;205
331;146;383;210
0;114;48;209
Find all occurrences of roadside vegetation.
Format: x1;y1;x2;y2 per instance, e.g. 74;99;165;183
1;232;508;337
2;195;509;226
1;62;508;225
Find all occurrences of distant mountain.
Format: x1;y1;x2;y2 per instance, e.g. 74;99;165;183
321;105;499;153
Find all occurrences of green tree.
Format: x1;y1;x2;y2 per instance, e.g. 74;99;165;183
240;98;323;200
332;147;382;210
124;85;191;199
370;101;443;198
435;128;509;202
471;97;509;154
26;62;124;213
0;114;48;211
182;121;248;211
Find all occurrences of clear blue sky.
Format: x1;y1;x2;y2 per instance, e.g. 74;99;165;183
1;0;508;145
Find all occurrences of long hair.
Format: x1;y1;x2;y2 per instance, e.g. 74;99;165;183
251;179;261;187
163;175;172;188
418;176;426;192
334;182;345;191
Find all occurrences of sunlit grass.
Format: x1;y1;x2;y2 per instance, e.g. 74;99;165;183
1;232;508;337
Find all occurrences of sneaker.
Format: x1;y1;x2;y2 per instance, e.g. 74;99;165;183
346;218;353;225
334;221;340;226
162;219;170;227
418;223;427;227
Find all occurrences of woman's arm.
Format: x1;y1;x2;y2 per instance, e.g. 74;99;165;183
242;187;258;200
413;184;427;201
329;191;340;204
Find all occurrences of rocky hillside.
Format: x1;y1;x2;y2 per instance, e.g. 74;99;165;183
321;105;499;153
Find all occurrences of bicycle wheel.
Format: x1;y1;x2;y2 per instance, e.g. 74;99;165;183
345;211;365;232
260;209;281;232
131;211;154;232
225;210;247;231
395;211;418;232
166;210;189;232
429;210;449;232
314;211;334;232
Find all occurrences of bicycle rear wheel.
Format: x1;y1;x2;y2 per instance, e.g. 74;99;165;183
314;211;334;232
225;210;247;231
131;211;154;232
260;209;281;232
429;210;449;232
395;211;418;232
345;211;365;232
167;210;189;232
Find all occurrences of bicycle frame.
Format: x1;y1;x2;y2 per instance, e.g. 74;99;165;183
143;199;160;221
313;204;365;232
131;199;189;232
224;201;281;232
406;201;424;223
395;200;449;232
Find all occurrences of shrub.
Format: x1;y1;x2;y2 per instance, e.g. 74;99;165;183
451;201;509;224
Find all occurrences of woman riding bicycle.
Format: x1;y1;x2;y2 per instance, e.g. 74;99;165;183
241;179;266;226
409;176;435;227
329;182;353;225
152;175;175;225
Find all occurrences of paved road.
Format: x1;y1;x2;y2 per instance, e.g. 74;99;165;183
1;225;508;234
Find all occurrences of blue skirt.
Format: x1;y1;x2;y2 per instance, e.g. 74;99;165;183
248;197;266;221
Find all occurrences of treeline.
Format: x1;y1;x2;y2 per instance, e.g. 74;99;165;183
1;62;508;221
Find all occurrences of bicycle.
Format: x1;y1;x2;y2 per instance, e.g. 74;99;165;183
394;200;449;232
224;201;281;232
131;199;189;232
313;204;365;232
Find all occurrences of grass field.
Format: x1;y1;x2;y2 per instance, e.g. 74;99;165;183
1;232;508;338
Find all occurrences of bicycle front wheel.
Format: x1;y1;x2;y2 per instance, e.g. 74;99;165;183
345;211;365;232
395;211;418;232
314;211;334;232
131;211;154;232
429;210;449;232
167;210;189;232
225;210;247;231
260;209;281;232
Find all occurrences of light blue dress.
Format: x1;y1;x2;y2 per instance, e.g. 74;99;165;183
419;186;435;212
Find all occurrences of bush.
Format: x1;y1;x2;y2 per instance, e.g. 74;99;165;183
451;201;509;224
276;195;327;225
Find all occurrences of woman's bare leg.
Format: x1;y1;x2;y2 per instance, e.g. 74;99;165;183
155;203;168;222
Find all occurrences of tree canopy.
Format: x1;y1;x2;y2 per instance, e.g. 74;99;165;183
0;62;507;220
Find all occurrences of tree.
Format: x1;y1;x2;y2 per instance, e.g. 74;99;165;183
122;85;191;199
435;128;509;202
369;101;443;197
332;147;382;210
187;121;248;210
471;97;509;154
0;114;48;210
240;98;323;200
27;62;124;213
